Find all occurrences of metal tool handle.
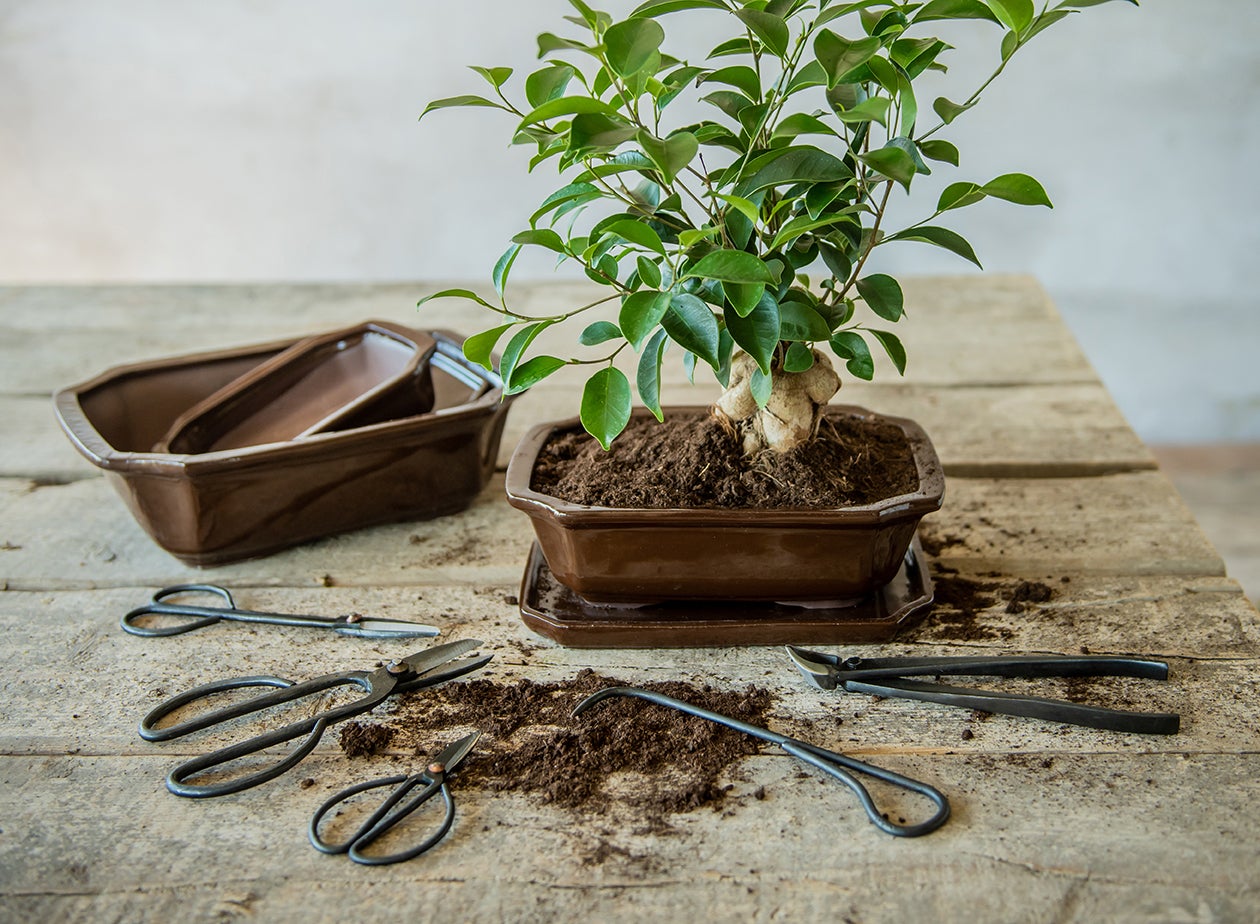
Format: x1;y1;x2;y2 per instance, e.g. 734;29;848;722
845;678;1181;735
139;670;383;798
309;774;455;866
779;739;951;838
122;584;239;637
839;654;1171;682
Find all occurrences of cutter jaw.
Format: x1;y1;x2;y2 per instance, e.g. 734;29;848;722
785;646;840;691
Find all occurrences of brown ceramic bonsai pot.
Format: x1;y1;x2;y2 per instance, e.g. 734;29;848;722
505;405;945;605
54;327;512;565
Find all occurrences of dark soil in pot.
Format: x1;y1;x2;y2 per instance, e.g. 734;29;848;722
531;409;920;509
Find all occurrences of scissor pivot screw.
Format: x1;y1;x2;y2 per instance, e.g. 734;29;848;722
386;660;410;676
345;613;363;624
428;761;446;775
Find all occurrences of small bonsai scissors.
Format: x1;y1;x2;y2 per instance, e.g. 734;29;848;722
573;686;950;838
122;583;440;639
139;639;490;797
786;647;1180;735
308;731;480;866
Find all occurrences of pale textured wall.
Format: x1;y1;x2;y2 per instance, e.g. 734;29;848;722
1;0;1256;442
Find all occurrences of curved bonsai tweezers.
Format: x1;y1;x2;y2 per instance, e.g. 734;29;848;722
572;686;950;838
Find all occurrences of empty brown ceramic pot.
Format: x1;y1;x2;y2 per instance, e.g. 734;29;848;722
505;405;945;604
157;321;438;454
54;328;512;565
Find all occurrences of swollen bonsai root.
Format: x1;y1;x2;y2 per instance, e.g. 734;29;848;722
715;350;841;454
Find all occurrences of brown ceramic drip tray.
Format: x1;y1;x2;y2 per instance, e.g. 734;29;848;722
519;537;934;648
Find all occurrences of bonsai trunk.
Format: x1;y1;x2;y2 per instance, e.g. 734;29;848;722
715;349;841;455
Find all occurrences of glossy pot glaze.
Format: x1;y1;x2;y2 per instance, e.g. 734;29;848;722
54;327;511;565
506;406;944;604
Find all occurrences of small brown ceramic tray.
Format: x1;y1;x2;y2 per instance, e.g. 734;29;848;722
518;536;934;648
157;321;438;454
54;327;512;565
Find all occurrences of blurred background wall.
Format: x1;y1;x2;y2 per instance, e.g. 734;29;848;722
2;0;1256;445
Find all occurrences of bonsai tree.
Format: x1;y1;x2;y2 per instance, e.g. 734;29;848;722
421;0;1135;452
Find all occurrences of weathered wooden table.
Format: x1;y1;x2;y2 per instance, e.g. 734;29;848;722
3;278;1257;922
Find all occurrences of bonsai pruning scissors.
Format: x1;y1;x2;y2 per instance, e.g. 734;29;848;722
139;639;491;797
573;686;950;838
122;583;440;639
308;731;480;866
786;647;1180;735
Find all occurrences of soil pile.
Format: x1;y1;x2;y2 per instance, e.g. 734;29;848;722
530;411;919;508
338;670;774;823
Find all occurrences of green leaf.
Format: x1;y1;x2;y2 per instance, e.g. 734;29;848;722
859;144;918;189
505;355;567;395
663;293;721;371
784;341;815;372
919;139;960;166
600;218;666;255
619;290;672;349
636;255;663;289
855;274;904;322
750;365;773;408
715;192;762;226
460;323;515;372
779;301;832;341
914;0;1000;24
983;0;1034;33
814;31;882;88
769;211;859;251
500;320;556;385
699;65;762;101
605;18;665;77
685;250;775;284
581;367;633;450
932;96;974;125
419;95;509;121
725;292;780;375
637;328;669;420
531;183;601;227
818;240;853;280
981;172;1053;207
416;287;496;310
469;66;513;88
734;8;790;57
829;331;875;380
725;282;766;318
735;145;852;196
512;228;567;253
937;181;985;212
784;59;829;96
771;112;841;142
492;245;522;300
637;130;698;184
579;320;623;346
519;96;619;128
569;112;638;149
833;96;892;127
868;328;907;375
890;225;983;267
631;0;728;17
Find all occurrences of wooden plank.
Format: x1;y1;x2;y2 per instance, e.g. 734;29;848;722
502;381;1157;476
0;470;1222;593
1;582;1252;754
1;752;1257;922
2;276;1097;394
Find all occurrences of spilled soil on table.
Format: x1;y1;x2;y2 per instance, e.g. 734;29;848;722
531;411;919;508
338;670;773;831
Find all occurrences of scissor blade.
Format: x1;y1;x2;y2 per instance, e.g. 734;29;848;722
341;618;441;639
785;646;840;690
431;731;480;774
399;639;482;678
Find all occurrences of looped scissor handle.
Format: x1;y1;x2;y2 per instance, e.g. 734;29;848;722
122;584;236;637
779;740;951;838
139;670;383;798
309;773;456;866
